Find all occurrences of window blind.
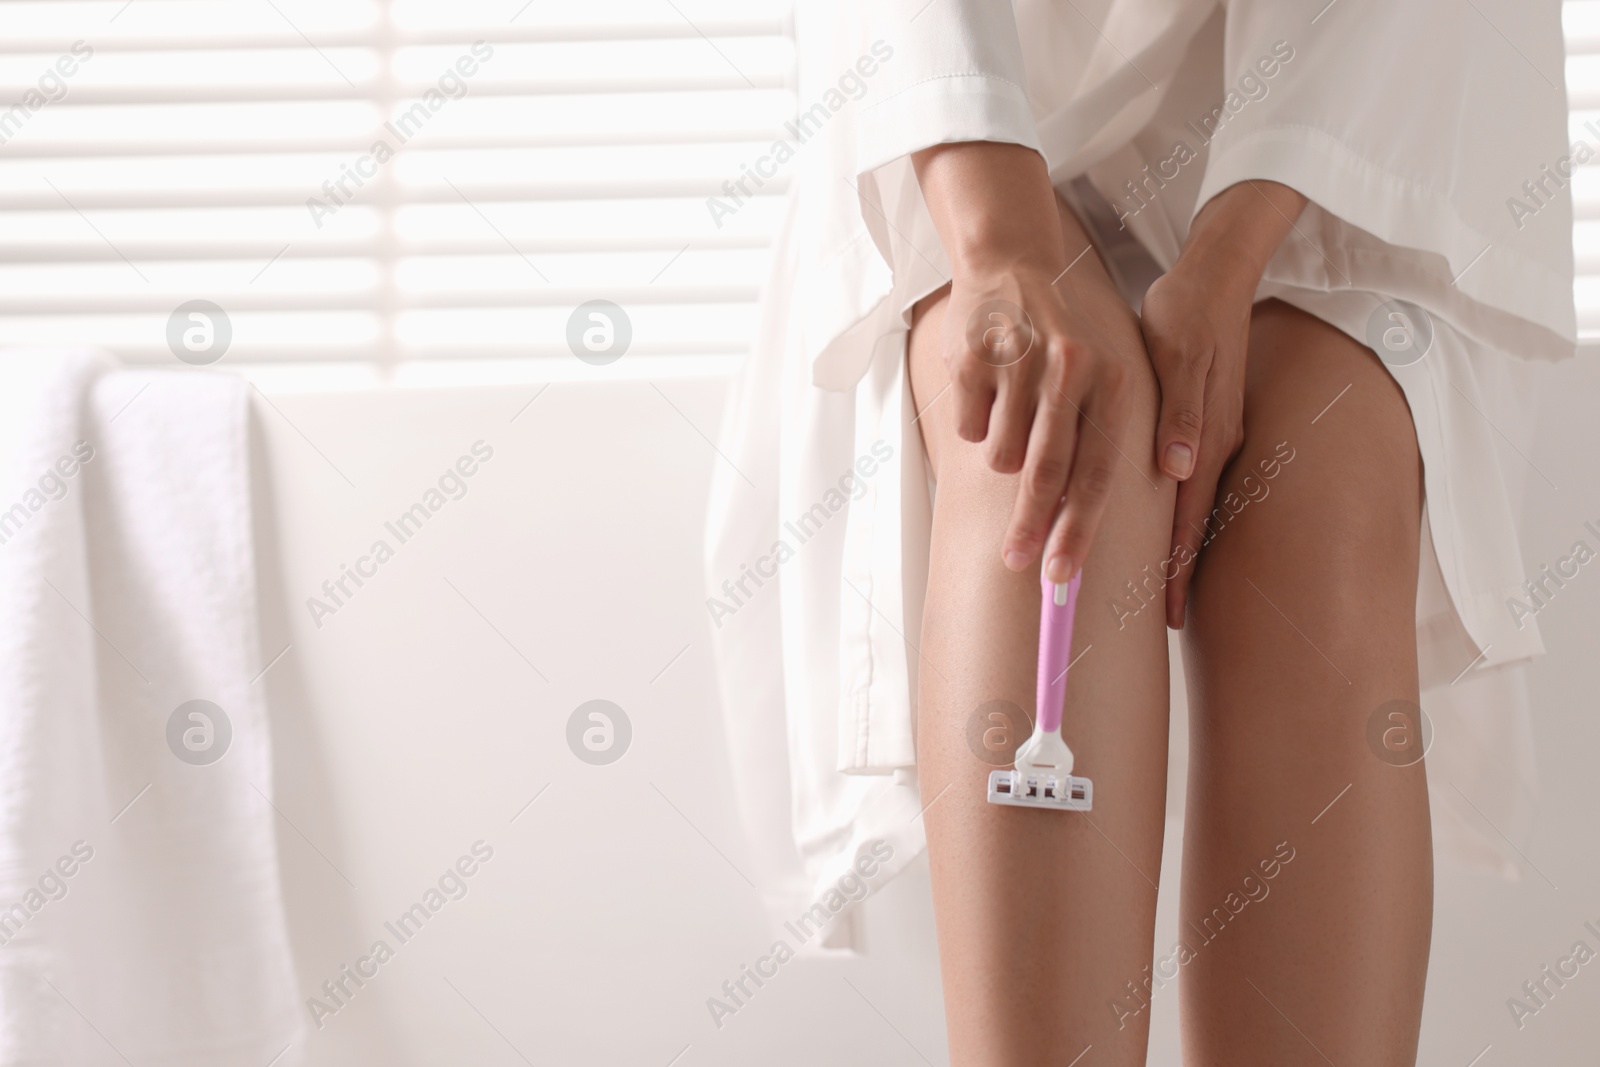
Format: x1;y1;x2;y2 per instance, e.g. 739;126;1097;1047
0;0;794;368
1567;0;1600;338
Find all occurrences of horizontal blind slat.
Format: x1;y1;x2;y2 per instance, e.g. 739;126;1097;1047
0;182;789;209
0;0;795;365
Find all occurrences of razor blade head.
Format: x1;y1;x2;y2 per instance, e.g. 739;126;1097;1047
986;769;1093;810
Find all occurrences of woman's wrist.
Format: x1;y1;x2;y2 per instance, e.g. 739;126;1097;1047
1175;179;1308;305
912;141;1070;280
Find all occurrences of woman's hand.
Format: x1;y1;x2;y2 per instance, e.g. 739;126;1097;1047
914;142;1144;583
1142;179;1307;627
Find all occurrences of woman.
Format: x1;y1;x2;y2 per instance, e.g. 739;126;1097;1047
706;0;1573;1061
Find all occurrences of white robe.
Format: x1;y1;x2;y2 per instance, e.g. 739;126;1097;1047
706;0;1575;950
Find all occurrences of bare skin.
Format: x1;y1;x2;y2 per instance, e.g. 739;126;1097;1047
907;142;1432;1064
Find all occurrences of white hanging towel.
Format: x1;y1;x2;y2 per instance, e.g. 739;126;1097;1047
706;0;1575;950
0;349;303;1064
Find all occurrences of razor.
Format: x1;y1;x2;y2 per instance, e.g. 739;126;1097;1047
986;570;1093;810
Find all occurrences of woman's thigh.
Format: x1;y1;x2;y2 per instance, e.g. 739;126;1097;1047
1179;299;1431;1065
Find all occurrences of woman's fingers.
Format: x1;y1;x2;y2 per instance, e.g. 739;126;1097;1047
949;355;996;443
944;274;1142;581
1041;362;1129;583
985;374;1036;474
1003;381;1078;569
1150;340;1205;482
1147;333;1228;626
1163;441;1229;628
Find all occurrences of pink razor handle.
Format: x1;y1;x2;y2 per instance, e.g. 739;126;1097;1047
985;568;1093;809
1036;569;1081;734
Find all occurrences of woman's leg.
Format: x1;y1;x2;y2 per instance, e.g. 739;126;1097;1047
1180;299;1432;1064
909;198;1176;1066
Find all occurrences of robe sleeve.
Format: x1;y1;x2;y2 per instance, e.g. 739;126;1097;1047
855;0;1043;175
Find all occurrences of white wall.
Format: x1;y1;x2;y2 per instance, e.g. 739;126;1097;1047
252;361;1600;1065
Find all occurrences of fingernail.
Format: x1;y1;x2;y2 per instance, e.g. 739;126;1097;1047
1164;442;1194;480
1004;550;1029;570
1046;555;1074;583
